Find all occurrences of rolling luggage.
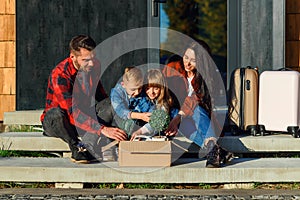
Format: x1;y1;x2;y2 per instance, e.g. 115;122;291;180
258;70;300;137
228;66;259;135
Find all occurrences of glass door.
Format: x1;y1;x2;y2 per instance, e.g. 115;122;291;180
158;0;227;80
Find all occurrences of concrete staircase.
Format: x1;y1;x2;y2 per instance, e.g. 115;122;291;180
1;110;300;188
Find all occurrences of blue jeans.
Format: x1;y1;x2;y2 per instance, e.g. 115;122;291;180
179;105;216;147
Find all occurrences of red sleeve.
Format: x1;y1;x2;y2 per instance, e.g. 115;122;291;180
53;72;102;135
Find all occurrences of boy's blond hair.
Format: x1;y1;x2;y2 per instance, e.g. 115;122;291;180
123;67;143;85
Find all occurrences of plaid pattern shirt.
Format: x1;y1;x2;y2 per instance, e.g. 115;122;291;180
40;57;107;135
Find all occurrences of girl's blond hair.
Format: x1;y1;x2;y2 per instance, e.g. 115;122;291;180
122;67;143;85
145;69;173;112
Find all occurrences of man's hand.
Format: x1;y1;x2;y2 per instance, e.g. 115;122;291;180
101;126;127;141
165;115;181;137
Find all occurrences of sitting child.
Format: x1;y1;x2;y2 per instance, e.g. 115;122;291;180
110;67;152;137
130;69;179;140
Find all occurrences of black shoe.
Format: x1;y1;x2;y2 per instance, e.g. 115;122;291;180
205;141;221;168
205;143;233;168
219;147;234;165
70;143;97;164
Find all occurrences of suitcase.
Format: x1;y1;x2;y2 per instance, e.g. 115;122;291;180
228;66;259;135
258;70;300;137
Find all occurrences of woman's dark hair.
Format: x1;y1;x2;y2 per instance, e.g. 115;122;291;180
69;35;96;52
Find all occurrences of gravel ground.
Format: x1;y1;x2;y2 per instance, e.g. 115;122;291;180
0;189;299;200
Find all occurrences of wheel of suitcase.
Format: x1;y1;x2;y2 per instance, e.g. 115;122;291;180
247;125;258;136
287;126;299;138
230;125;240;136
257;125;266;136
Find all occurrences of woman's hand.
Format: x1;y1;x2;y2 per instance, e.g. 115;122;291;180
101;126;127;141
165;115;181;137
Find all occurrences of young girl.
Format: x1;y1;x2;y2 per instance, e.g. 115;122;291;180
130;69;178;140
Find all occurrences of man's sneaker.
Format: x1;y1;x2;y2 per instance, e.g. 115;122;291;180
70;143;97;164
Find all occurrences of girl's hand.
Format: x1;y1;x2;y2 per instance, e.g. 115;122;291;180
130;129;143;141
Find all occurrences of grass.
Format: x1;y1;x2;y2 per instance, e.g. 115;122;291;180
86;183;218;189
0;182;296;189
0;150;58;158
4;125;43;132
0;182;54;189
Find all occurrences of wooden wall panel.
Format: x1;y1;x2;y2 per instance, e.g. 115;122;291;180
286;0;300;70
0;41;15;67
286;0;300;13
0;68;15;94
0;15;15;41
0;0;15;121
0;0;15;14
286;41;299;67
0;95;15;120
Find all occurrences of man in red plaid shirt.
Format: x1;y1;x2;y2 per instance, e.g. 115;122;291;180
41;35;127;163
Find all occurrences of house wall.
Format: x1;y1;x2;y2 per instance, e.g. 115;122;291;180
286;0;300;70
1;0;300;121
0;0;15;121
16;0;148;111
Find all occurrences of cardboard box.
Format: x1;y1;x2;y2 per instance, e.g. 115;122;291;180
119;141;172;167
118;140;187;167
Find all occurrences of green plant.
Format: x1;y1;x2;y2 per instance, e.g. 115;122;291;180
149;109;170;132
253;182;263;188
198;183;211;189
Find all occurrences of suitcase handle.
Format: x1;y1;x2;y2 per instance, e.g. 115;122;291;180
246;66;259;70
278;67;293;71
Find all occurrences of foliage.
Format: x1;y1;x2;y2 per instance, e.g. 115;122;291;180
162;0;227;57
149;109;170;132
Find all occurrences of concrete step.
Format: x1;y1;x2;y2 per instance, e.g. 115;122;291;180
4;110;43;126
0;132;299;153
0;132;68;151
0;157;299;184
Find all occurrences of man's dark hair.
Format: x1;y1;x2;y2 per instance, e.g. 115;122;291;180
69;35;96;52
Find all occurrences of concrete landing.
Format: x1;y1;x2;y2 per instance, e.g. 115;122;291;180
0;132;299;153
0;157;299;183
4;110;43;125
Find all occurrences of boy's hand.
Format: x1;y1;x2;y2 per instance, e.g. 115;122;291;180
130;112;151;122
141;112;151;122
101;126;127;141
